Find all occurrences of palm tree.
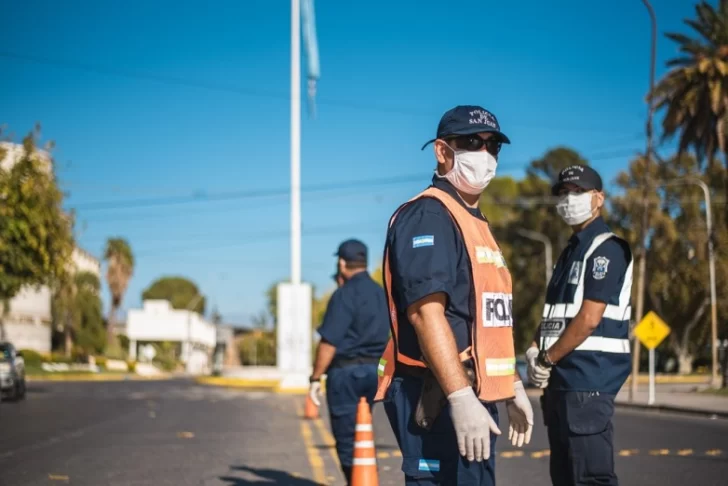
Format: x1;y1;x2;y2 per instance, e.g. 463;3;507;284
651;1;728;169
104;238;134;348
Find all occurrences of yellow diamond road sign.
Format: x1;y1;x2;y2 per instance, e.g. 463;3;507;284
633;311;671;349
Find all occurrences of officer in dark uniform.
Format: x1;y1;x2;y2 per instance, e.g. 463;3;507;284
309;239;390;485
526;165;633;486
377;105;533;486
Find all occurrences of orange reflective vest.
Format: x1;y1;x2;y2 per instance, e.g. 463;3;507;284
374;187;516;403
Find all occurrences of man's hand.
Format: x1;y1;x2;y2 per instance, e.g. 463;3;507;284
506;381;534;447
526;346;550;389
309;380;322;406
448;387;501;462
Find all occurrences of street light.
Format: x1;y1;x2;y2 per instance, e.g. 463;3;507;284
631;0;658;403
516;229;553;285
656;177;719;388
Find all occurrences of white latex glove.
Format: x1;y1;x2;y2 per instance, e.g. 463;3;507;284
526;346;551;389
447;387;502;462
506;381;534;447
309;381;322;406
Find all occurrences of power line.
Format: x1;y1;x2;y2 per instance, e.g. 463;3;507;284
0;49;641;134
68;150;639;213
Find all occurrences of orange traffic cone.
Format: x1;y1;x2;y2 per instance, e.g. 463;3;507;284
304;394;319;419
351;397;379;486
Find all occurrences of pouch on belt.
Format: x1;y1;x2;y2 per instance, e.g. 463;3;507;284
414;367;476;431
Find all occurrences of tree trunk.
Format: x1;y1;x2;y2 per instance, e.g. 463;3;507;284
677;352;694;374
64;314;73;358
106;304;117;348
0;300;7;342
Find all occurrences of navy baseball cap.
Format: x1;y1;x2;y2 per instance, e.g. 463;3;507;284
551;165;603;195
334;239;368;264
421;105;511;150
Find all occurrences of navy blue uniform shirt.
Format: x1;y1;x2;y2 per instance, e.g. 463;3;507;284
317;271;390;360
547;217;630;307
386;175;484;359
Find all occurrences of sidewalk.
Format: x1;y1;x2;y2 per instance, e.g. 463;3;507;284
615;384;728;418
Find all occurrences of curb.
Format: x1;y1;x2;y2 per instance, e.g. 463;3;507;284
27;373;172;383
194;376;313;395
614;401;728;420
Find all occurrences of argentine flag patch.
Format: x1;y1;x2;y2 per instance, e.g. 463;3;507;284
412;235;434;248
418;459;440;472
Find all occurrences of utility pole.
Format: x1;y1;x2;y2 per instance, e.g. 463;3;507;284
630;0;657;402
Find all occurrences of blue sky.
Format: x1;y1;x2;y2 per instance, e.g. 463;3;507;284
1;0;696;325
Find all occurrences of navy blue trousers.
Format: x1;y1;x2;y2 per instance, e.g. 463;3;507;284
543;390;619;486
326;363;379;482
383;376;499;486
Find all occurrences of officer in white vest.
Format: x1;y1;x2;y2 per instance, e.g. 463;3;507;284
526;164;633;486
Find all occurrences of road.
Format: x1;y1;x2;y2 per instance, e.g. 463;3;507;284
0;380;726;485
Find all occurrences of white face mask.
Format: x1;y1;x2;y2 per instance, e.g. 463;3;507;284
556;192;595;225
437;147;498;195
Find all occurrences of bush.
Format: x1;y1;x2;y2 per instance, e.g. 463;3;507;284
50;352;75;364
238;331;276;366
94;356;107;368
153;354;178;372
127;360;137;373
18;349;45;365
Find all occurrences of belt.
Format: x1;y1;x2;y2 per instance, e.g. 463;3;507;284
328;356;379;369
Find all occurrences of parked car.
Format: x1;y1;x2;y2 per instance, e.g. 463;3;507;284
0;342;26;402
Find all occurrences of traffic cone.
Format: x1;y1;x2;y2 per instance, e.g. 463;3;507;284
304;394;319;419
351;397;379;486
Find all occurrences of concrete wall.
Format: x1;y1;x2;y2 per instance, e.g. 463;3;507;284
3;286;53;352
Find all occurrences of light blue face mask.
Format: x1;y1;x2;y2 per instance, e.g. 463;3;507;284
556;192;594;225
436;145;498;195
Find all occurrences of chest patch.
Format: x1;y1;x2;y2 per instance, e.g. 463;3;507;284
592;256;610;280
481;292;513;328
476;246;506;268
567;261;582;285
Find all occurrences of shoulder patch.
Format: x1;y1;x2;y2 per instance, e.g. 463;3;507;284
592;256;610;280
412;235;434;248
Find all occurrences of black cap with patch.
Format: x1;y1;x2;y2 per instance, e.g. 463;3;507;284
421;105;511;150
551;165;603;196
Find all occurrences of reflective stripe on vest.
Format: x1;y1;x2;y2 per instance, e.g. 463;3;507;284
374;187;516;403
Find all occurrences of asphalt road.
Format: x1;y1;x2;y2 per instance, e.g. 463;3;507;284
0;380;726;486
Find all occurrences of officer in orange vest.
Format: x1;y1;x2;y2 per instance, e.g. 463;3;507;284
374;106;534;485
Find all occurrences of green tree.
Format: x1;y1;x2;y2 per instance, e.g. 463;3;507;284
73;271;106;355
51;270;78;357
0;127;74;340
142;276;205;314
104;238;134;348
651;0;728;225
612;154;728;373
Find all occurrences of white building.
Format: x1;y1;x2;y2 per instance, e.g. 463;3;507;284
126;300;217;375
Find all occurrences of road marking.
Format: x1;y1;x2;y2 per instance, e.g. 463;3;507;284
48;474;69;482
677;449;693;456
531;450;550;458
312;414;341;469
500;451;524;458
149;411;156;418
377;452;391;459
618;449;639;457
392;450;402;457
649;449;670;456
297;402;327;485
177;431;194;439
706;449;722;456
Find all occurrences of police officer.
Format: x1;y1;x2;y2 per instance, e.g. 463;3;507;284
374;105;533;485
526;165;633;486
309;239;390;485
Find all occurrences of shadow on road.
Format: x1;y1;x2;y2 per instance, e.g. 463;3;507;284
220;465;320;485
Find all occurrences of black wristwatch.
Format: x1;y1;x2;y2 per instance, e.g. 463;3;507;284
309;375;321;384
537;349;555;369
